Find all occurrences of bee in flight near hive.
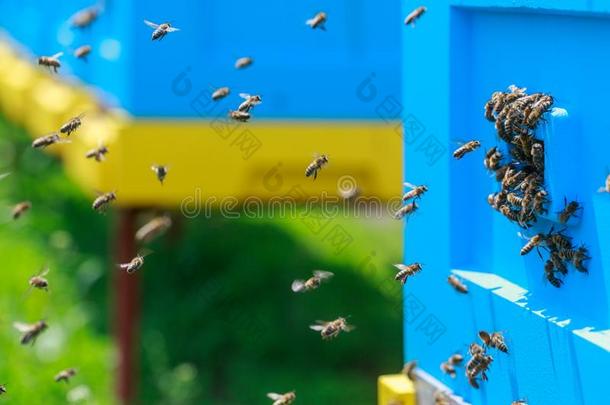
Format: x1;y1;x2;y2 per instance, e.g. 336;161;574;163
118;252;150;274
135;215;172;243
310;317;354;340
54;368;77;383
512;399;528;405
14;320;48;345
238;94;263;112
235;57;253;69
558;198;581;224
291;270;334;293
453;140;481;159
394;201;418;220
60;113;85;136
144;20;180;41
38;52;63;73
402;182;428;201
440;361;456;378
404;6;427;27
479;330;508;353
28;266;50;292
393;263;423;285
32;133;66;149
92;191;116;212
212;87;230;101
305;154;329;180
74;45;92;61
12;201;31;220
434;391;451;405
266;391;296;405
85;144;109;162
447;274;468;293
151;165;169;185
402;360;417;381
71;5;100;29
306;12;327;30
0;384;5;395
229;110;251;122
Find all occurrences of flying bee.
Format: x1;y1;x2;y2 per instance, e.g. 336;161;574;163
85;145;109;162
235;57;253;69
229;110;251;122
71;6;100;28
447;275;468;293
118;252;150;274
54;368;77;383
92;191;116;212
309;317;354;340
404;6;427;26
544;259;562;288
393;263;423;284
12;201;31;220
60;113;85;136
305;154;329;180
394;201;418;220
28;267;50;292
73;45;92;61
135;215;172;242
440;361;456;378
434;391;451;405
402;182;428;201
151;165;169;185
14;320;48;345
291;270;334;293
520;233;544;256
597;174;610;193
453;140;481;159
266;391;296;405
38;52;63;73
143;20;180;41
479;330;508;353
402;360;417;381
449;354;464;365
212;87;230;101
466;353;493;381
0;385;5;395
306;12;327;30
558;198;580;224
238;93;263;112
531;143;544;172
483;147;503;171
32;133;65;149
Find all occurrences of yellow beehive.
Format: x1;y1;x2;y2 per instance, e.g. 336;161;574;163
377;374;416;405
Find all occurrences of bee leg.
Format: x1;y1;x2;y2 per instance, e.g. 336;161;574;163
313;170;318;180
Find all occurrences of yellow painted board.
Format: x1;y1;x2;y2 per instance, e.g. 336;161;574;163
378;374;416;405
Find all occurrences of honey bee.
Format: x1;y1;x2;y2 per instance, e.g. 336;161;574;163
144;20;180;41
531;143;544;172
92;191;116;212
85;145;109;162
558;198;580;224
533;189;549;214
447;275;468;293
60;114;85;136
479;330;508;353
71;6;100;28
597;174;610;193
28;267;50;292
499;205;521;225
453;140;481;159
483;147;503;171
266;391;296;405
0;384;5;395
151;165;169;185
525;95;554;128
545;228;573;252
238;94;263;112
512;400;528;405
440;361;456;378
466;352;493;384
393;263;423;284
404;6;427;26
394;202;418;220
32;133;64;149
38;52;64;73
135;215;172;242
402;360;417;381
212;87;230;101
291;270;334;293
468;343;485;356
544;259;562;288
12;201;31;220
54;368;77;383
309;317;354;340
235;57;253;69
305;154;329;179
118;253;148;274
402;182;428;201
74;45;92;61
449;354;464;365
434;391;451;405
550;251;568;275
306;12;327;30
563;245;590;273
229;110;251;122
14;320;48;345
485;92;503;121
506;192;523;207
488;191;507;211
520;233;544;256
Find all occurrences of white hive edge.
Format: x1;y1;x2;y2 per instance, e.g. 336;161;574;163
413;368;469;405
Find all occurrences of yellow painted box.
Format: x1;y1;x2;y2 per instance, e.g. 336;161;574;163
378;374;415;405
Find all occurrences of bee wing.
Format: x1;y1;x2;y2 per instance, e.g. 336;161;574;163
343;324;356;332
403;182;417;189
51;52;64;59
39;266;50;277
313;270;334;280
597;186;608;193
393;264;407;272
309;325;326;331
266;393;282;400
478;330;491;344
151;165;158;172
0;172;10;181
144;20;160;29
166;26;180;32
13;322;31;332
239;93;251;100
291;280;306;292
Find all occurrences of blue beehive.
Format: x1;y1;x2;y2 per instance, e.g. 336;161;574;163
402;1;610;404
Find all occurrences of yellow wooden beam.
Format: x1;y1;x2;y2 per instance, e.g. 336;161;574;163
378;374;416;405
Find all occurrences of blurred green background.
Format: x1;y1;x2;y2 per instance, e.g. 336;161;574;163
0;117;402;404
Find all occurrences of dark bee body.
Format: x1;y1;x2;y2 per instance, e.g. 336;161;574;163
151;165;169;185
235;57;253;69
92;192;116;212
558;199;580;224
55;368;77;383
32;133;61;149
12;201;31;220
305;155;329;179
483;147;503;171
14;320;48;345
267;391;296;405
119;255;145;274
393;263;423;284
402;361;417;381
466;352;493;382
545;228;573;252
544;259;563;288
394;201;418;220
448;275;468;293
531;142;544;172
453;140;481;159
309;317;353;340
85;145;109;162
291;270;334;293
479;330;508;353
38;52;63;73
550;251;568;275
60;114;85;136
71;6;99;28
144;21;180;41
402;183;428;201
306;12;327;30
212;87;230;101
74;45;92;60
404;6;426;26
229;110;251;122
